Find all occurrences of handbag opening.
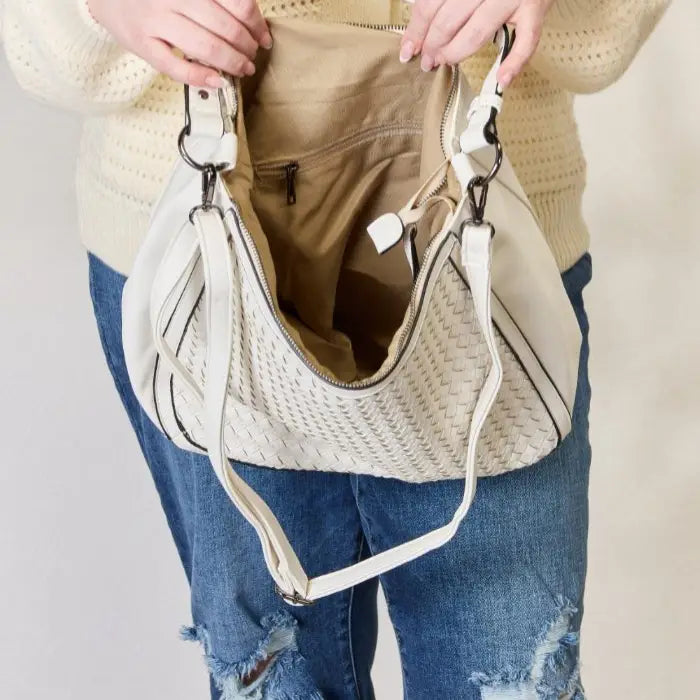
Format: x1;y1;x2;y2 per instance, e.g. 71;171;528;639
221;19;462;384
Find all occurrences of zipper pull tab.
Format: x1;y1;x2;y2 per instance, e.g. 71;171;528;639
284;161;298;205
367;212;404;254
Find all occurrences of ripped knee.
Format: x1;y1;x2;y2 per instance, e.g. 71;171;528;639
180;610;323;699
470;596;585;699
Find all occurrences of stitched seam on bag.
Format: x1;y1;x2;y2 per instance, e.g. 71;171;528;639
168;284;208;452
152;355;173;441
447;255;570;434
155;252;203;442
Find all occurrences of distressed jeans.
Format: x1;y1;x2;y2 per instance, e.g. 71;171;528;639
87;248;593;700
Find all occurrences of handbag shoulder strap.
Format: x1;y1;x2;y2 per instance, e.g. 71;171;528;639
155;25;514;605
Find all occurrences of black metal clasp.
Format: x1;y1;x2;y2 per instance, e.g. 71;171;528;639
188;162;225;223
483;24;516;142
465;24;512;224
466;135;503;224
201;164;217;208
467;175;488;224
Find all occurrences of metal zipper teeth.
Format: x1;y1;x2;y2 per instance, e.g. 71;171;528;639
253;124;423;176
228;199;452;390
417;65;459;206
340;22;408;34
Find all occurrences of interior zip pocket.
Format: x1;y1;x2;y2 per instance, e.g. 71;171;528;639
253;123;423;205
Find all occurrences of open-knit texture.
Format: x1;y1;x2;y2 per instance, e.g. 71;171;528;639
1;0;669;276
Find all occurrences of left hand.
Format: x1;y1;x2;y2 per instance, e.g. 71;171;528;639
399;0;555;87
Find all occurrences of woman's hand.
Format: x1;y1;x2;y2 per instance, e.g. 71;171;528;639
399;0;554;87
87;0;273;87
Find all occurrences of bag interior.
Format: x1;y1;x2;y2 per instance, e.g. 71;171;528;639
221;18;461;384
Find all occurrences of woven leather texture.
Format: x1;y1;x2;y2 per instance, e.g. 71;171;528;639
170;231;558;482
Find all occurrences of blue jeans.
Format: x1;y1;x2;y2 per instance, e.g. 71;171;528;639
87;249;592;700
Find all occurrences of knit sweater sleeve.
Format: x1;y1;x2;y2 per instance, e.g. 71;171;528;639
529;0;670;94
1;0;157;113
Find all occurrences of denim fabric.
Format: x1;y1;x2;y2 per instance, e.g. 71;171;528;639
87;249;592;700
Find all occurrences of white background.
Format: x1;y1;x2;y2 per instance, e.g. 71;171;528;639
0;2;697;697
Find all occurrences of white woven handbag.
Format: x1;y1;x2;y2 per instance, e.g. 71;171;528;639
121;18;582;605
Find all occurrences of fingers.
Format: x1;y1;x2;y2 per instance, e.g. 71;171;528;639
86;0;273;87
145;38;226;87
433;0;513;67
216;0;273;49
400;0;547;87
496;3;546;86
399;0;445;64
160;11;256;77
419;0;483;69
177;0;260;61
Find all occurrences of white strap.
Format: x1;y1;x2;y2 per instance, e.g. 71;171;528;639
151;200;503;603
458;26;510;155
310;219;503;600
467;94;503;123
195;207;309;596
150;27;510;603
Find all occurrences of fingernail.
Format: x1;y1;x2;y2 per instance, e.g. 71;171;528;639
261;32;273;50
420;54;434;72
205;74;225;88
500;71;512;87
399;40;414;63
245;61;256;76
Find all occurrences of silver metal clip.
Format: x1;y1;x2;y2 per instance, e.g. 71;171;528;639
274;583;315;606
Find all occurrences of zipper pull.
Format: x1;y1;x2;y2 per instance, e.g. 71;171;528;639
367;212;404;254
283;161;298;205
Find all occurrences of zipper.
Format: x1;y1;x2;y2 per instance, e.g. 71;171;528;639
421;65;458;204
254;123;424;205
251;24;459;207
341;22;407;34
254;123;424;174
221;22;462;390
228;199;454;390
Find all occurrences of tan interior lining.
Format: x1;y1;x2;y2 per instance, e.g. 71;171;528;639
221;19;460;383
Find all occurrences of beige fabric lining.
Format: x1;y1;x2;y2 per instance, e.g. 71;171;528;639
222;18;461;382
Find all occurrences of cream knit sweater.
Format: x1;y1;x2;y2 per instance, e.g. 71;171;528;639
2;0;668;276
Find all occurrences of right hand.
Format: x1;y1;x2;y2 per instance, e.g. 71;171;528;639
87;0;273;87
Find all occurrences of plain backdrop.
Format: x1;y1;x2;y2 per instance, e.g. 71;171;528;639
0;2;697;698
